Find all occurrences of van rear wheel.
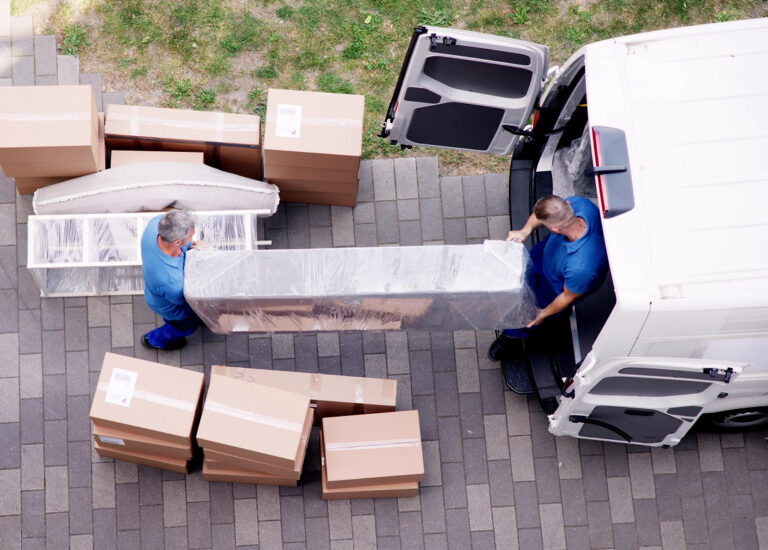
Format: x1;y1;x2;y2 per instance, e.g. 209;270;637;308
698;408;768;432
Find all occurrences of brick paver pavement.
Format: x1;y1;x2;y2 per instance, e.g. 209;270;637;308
1;4;768;549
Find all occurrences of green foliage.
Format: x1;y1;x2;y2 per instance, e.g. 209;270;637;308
510;5;530;25
417;7;456;26
220;13;263;56
317;71;355;94
193;88;216;110
60;24;90;56
163;76;194;107
255;64;279;79
246;87;267;118
276;5;294;19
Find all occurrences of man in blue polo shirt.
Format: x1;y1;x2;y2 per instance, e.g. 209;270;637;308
488;194;608;361
140;210;201;351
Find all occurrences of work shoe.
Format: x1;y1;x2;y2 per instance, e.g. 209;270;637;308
488;333;523;362
141;334;187;351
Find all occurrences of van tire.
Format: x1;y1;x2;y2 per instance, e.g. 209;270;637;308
697;408;768;432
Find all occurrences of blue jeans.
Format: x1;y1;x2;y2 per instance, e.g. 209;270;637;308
145;314;200;349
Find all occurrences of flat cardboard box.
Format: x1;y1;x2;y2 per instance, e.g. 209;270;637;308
89;352;204;446
278;188;358;207
323;411;424;489
92;422;193;459
211;366;396;421
0;85;99;178
196;374;311;470
94;441;189;474
265;165;358;186
110;150;204;167
263;88;364;180
320;431;418;499
105;104;261;179
202;460;297;486
201;407;313;479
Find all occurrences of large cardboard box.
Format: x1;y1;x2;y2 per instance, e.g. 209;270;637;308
320;431;418;499
0;85;99;179
196;374;311;470
110;150;204;167
202;460;298;486
92;423;193;459
94;441;189;473
211;366;397;421
201;407;313;479
104;105;262;179
89;352;205;446
263;89;364;206
322;411;424;489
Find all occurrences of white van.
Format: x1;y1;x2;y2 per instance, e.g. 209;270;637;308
381;18;768;447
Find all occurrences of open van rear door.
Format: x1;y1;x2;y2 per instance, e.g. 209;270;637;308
381;26;549;155
549;357;749;446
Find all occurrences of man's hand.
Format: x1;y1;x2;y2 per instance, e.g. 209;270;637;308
506;230;528;243
189;240;208;250
525;311;548;328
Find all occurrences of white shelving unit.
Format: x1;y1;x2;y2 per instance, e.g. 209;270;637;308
27;209;271;297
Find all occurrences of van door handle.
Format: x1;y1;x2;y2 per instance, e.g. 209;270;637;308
584;165;627;177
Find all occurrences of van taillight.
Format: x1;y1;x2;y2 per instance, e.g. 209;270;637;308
588;126;634;219
591;127;609;216
532;109;541;128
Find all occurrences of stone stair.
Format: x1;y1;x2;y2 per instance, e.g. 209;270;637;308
0;1;123;109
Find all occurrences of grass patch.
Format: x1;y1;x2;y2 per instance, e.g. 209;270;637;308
27;0;768;172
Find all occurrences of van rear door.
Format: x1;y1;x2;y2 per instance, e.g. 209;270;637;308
381;26;549;155
549;356;748;446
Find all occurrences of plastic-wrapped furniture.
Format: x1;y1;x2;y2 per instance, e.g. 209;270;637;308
184;240;540;333
27;210;269;297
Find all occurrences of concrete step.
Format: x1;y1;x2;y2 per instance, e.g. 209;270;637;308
102;91;125;108
56;54;78;85
10;16;32;56
34;34;56;76
79;72;103;111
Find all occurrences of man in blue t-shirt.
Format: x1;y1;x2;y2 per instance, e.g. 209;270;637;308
488;195;609;361
140;210;201;351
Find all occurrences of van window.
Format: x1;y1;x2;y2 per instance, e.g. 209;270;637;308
589;376;711;396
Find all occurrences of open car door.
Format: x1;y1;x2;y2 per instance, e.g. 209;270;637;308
549;357;749;447
381;26;549;155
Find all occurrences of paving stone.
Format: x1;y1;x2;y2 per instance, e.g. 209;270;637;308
372;159;396;201
485;173;509;216
483;414;508;460
394;157;418;200
581;454;609;501
45;512;69;550
398;511;424;550
633;498;662;547
586;501;613;549
398;219;422;246
603;442;629;477
281;495;306;542
69;487;93;535
11;53;32;85
373;498;399;537
69;534;93;550
234;498;259;545
628;452;655;499
102;91;125;107
0;333;18;377
654;473;682;521
42;374;65;421
187;501;213;549
374;200;399;244
466;484;492;531
18;309;41;354
443;218;467;244
560;478;588;527
17;269;40;310
20;443;43;490
10;16;32;55
56;54;79;85
310;226;334;248
534;457;561;504
697;431;725;472
607;476;634;524
33;34;56;75
437;415;463;464
353;223;377;247
114;460;138;485
463;437;489;485
287;205;311;248
0;467;20;515
478;369;505;415
397;493;420;512
440;177;464;218
397;198;420;222
21;489;44;538
115;482;140;531
0;420;18;469
330;206;354;247
539;503;566;550
92;461;115;509
651;446;677;474
0;246;17;289
514;481;540;529
529;411;556;458
455;348;479;394
109;303;133;349
352;201;374;225
419;198;444;242
0;36;9;78
508;435;535;482
0;203;14;246
43;465;68;513
0;376;19;422
415;156;440;198
164;525;189;550
328;499;352;540
20;397;42;446
162;481;187;528
461;175;487;217
555;435;582;480
445;508;471;550
92;508;117;550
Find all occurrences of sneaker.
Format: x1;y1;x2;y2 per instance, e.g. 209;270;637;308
141;334;187;351
487;337;506;362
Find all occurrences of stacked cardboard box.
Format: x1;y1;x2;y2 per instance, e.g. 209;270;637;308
110;150;204;167
89;353;205;473
105;105;262;179
210;365;397;421
197;373;313;485
0;85;104;194
320;411;423;499
263;89;365;207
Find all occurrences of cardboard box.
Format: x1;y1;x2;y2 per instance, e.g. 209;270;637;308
0;85;99;178
105;104;261;179
211;366;396;421
94;441;189;474
322;411;424;489
110;150;204;167
89;352;205;446
320;431;418;499
278;188;359;207
196;374;311;470
202;460;298;486
92;423;193;459
263;89;364;206
201;407;313;479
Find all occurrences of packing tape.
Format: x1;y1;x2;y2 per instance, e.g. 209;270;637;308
301;116;363;129
205;400;304;432
96;382;197;412
325;438;421;452
109;110;260;135
0;112;90;121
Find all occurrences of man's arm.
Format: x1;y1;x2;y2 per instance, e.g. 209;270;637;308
506;212;543;243
526;286;582;328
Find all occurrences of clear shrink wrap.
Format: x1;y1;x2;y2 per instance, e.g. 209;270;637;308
184;240;540;333
27;210;265;297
